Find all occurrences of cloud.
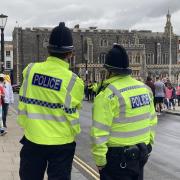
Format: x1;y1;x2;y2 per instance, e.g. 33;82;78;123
0;0;179;40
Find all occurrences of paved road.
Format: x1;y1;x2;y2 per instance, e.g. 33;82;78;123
77;101;180;180
13;95;180;179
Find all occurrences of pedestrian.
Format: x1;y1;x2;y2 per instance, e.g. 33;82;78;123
2;74;14;128
154;77;166;115
91;81;98;101
87;81;93;101
165;83;176;110
176;85;180;106
84;80;89;101
17;22;84;180
145;76;155;107
91;44;157;180
0;75;6;136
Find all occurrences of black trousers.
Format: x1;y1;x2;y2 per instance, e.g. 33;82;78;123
2;103;9;128
99;146;149;180
19;141;76;180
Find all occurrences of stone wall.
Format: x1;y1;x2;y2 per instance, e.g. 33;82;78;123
12;27;179;84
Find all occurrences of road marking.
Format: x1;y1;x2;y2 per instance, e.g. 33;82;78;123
10;105;100;179
73;158;100;180
74;155;100;178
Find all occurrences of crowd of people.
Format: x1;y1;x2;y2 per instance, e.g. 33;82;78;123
145;76;180;115
0;73;14;136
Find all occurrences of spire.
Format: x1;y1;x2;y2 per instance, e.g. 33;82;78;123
164;9;173;36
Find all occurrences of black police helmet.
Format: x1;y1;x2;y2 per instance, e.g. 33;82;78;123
48;22;74;53
104;44;132;74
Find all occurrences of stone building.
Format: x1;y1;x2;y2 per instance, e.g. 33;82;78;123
178;36;180;63
0;41;13;72
12;11;180;85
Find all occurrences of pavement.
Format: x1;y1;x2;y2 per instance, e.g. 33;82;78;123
0;106;87;180
163;104;180;116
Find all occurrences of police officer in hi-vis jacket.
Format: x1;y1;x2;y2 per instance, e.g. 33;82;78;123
18;22;84;180
91;44;157;180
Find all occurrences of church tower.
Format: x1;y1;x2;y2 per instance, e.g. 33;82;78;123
164;10;173;36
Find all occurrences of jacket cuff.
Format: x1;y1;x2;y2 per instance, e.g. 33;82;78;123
94;156;107;167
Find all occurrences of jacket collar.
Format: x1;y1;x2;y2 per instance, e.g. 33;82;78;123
103;75;130;85
46;56;70;69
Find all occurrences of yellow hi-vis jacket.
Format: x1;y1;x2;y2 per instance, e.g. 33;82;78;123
18;56;84;145
92;82;98;93
91;75;157;166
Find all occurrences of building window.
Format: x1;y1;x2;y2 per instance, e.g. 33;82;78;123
157;43;161;64
99;53;106;64
129;55;132;64
128;52;132;64
146;53;154;65
100;39;108;47
87;44;93;63
135;53;141;64
6;51;11;57
163;53;169;64
6;61;11;69
132;70;139;77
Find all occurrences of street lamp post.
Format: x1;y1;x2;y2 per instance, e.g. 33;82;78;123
80;34;88;81
0;14;8;73
168;28;172;81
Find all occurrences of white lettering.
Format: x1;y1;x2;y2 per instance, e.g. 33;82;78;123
50;78;56;88
34;74;39;83
54;79;61;90
38;76;44;85
43;76;49;87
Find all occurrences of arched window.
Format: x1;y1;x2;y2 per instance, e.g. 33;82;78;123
146;53;154;65
100;39;108;47
157;43;161;64
128;52;132;64
99;53;106;64
135;53;141;64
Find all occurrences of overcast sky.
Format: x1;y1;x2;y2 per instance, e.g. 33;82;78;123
1;0;180;40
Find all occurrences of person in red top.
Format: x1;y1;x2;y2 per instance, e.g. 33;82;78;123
165;83;176;110
0;76;6;135
176;85;180;106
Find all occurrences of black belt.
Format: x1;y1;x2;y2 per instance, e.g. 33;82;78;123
107;143;152;161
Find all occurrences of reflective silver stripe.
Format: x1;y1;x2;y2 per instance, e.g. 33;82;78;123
150;125;157;131
114;113;151;123
93;121;110;131
18;110;66;122
70;119;80;125
65;73;77;108
150;113;157;120
119;85;146;93
23;63;34;97
92;136;108;144
18;109;27;115
107;84;126;115
111;127;150;138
